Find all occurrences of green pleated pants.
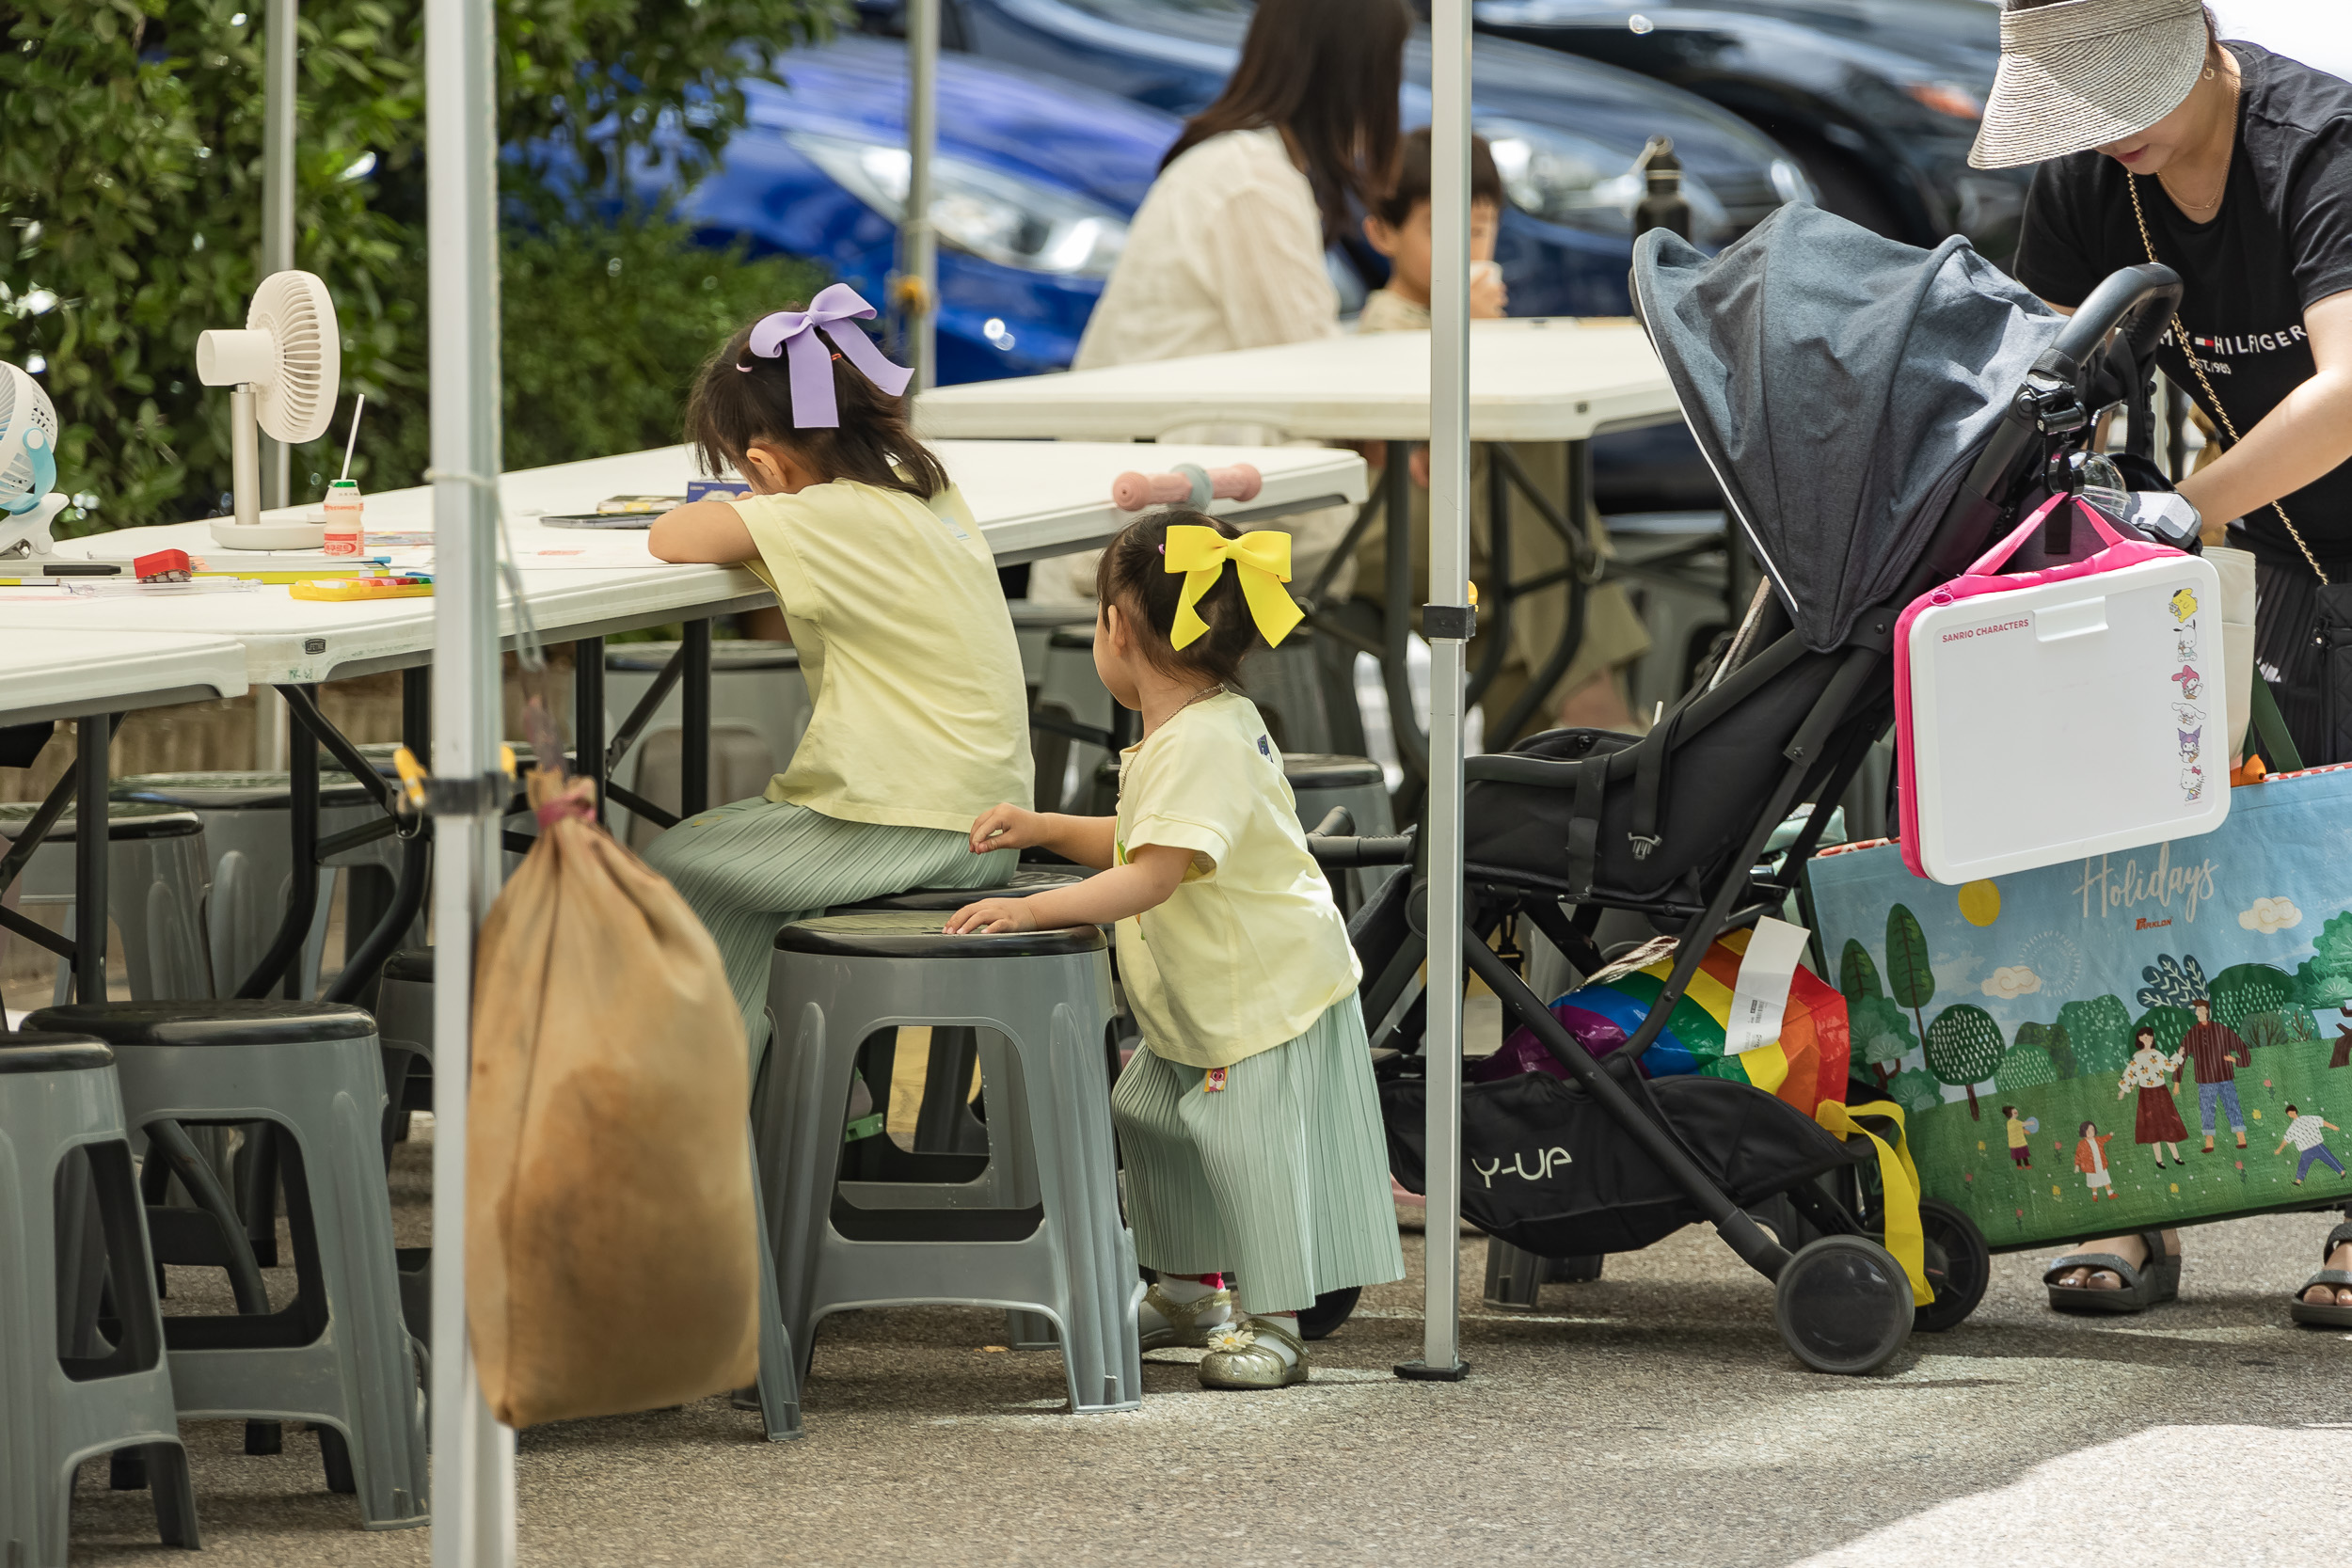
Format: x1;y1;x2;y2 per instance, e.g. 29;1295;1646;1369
1112;996;1405;1315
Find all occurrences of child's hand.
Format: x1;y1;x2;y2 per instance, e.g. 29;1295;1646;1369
1471;262;1508;320
945;896;1038;935
968;802;1042;854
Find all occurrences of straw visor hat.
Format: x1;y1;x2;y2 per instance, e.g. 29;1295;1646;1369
1969;0;2211;169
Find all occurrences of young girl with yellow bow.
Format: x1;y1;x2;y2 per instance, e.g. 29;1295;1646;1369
948;511;1403;1391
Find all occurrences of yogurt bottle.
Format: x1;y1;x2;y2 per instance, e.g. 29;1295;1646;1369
322;480;365;557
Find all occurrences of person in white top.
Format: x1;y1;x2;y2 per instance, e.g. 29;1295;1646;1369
1026;0;1411;611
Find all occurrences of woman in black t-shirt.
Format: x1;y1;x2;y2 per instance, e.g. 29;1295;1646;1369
1972;0;2352;1328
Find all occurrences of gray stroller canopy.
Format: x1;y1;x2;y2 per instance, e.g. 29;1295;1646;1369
1631;204;2064;652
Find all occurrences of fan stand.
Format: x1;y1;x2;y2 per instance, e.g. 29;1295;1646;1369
0;491;64;562
209;385;325;551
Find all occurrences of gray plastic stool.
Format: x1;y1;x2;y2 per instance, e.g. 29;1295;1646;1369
605;641;808;845
0;800;212;1003
0;1032;200;1564
1036;626;1118;815
27;1001;429;1529
111;772;405;1001
759;911;1140;1412
1280;753;1393;913
1237;626;1335;756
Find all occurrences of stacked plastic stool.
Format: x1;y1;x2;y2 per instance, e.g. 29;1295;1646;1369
0;1031;200;1564
27;1000;429;1528
0;799;213;1002
759;910;1140;1412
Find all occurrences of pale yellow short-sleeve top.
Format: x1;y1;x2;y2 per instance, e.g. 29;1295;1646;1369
1113;690;1360;1069
732;479;1031;833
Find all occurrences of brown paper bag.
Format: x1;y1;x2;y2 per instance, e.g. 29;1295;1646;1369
468;770;759;1428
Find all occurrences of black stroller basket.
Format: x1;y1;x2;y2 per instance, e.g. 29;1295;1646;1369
1317;208;2183;1375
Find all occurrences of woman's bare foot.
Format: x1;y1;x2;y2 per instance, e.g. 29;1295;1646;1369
2305;1238;2352;1308
2053;1228;2181;1290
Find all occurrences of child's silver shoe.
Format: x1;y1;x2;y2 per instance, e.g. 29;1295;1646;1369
1138;1282;1232;1350
1197;1314;1309;1390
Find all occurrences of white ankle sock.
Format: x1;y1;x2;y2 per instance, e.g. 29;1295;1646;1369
1154;1274;1223;1306
1239;1314;1300;1367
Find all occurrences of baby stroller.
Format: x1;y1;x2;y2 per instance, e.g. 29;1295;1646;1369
1310;205;2188;1373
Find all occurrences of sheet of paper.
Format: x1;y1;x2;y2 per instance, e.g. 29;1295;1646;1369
1725;916;1811;1056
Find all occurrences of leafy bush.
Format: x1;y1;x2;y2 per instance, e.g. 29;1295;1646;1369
0;0;835;532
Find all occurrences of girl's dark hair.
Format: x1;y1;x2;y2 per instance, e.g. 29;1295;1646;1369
1376;128;1505;228
1094;509;1270;689
1160;0;1409;246
2135;1024;2155;1043
684;309;949;499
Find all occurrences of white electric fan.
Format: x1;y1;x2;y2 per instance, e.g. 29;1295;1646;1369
0;361;64;562
197;269;341;549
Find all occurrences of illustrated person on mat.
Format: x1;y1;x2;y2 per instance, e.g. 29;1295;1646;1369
2117;1025;2188;1168
945;513;1405;1391
2002;1105;2034;1168
644;291;1032;1060
2275;1105;2346;1185
2074;1121;2120;1201
2177;997;2252;1152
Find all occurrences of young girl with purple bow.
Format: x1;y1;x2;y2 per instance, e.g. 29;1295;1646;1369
647;288;1032;1057
946;512;1403;1391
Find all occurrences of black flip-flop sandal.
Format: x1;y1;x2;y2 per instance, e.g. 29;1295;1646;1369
2288;1222;2352;1330
2044;1229;2180;1315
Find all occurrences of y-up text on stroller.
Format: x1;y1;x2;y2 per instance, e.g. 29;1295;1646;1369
1473;1147;1575;1187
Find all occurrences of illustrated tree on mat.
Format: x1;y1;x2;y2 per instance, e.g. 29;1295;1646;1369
1995;1040;2058;1094
2015;1021;2078;1080
1849;993;1917;1088
2209;963;2298;1043
1840;940;1883;1007
2294;911;2352;1012
1885;904;1936;1044
1925;1003;2006;1118
2136;952;2209;1011
1888;1068;1944;1115
2136;1005;2195;1058
2059;995;2136;1078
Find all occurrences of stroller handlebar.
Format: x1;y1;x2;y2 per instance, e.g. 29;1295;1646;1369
2043;262;2182;399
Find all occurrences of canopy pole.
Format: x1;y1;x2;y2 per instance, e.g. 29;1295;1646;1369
261;0;296;513
425;0;516;1560
1399;0;1472;1384
902;0;939;391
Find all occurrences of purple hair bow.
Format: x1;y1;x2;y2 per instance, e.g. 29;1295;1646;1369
739;283;914;428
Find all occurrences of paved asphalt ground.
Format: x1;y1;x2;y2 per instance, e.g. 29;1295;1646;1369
62;1117;2351;1567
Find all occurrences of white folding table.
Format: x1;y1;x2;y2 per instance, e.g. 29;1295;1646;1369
916;320;1686;774
0;629;251;1004
2;438;1362;998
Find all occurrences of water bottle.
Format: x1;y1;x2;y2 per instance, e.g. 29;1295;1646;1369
322;479;365;558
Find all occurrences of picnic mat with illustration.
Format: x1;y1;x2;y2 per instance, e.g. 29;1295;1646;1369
1807;764;2352;1251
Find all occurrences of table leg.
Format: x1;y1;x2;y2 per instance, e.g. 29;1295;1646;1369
681;618;712;817
74;714;113;1003
320;669;434;1007
574;636;605;825
234;689;322;1000
1486;440;1594;750
1380;447;1427;784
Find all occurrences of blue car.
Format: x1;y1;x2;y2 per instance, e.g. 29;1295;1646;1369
647;37;1177;384
872;0;1812;316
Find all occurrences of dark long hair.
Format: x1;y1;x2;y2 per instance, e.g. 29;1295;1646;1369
1095;509;1268;688
1160;0;1409;245
683;310;949;499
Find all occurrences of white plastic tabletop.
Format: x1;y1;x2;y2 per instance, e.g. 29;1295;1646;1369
0;439;1363;686
914;319;1684;444
0;628;250;727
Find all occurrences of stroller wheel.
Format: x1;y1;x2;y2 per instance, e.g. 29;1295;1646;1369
1913;1198;1992;1334
1773;1236;1914;1375
1296;1286;1361;1341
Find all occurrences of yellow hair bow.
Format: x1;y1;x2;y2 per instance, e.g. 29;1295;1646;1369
1164;524;1304;651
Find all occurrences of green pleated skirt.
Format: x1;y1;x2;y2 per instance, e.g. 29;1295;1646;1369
643;795;1014;1059
1111;996;1405;1315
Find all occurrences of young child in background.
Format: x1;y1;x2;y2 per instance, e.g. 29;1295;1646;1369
1351;127;1650;740
646;287;1032;1057
946;511;1403;1390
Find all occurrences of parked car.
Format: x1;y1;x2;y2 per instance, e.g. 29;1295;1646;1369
865;0;1814;318
1464;0;2028;258
636;36;1177;384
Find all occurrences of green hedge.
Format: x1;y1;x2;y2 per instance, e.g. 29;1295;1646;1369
0;0;836;533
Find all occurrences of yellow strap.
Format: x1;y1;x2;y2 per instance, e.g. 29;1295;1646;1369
1164;524;1303;650
1814;1098;1931;1306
